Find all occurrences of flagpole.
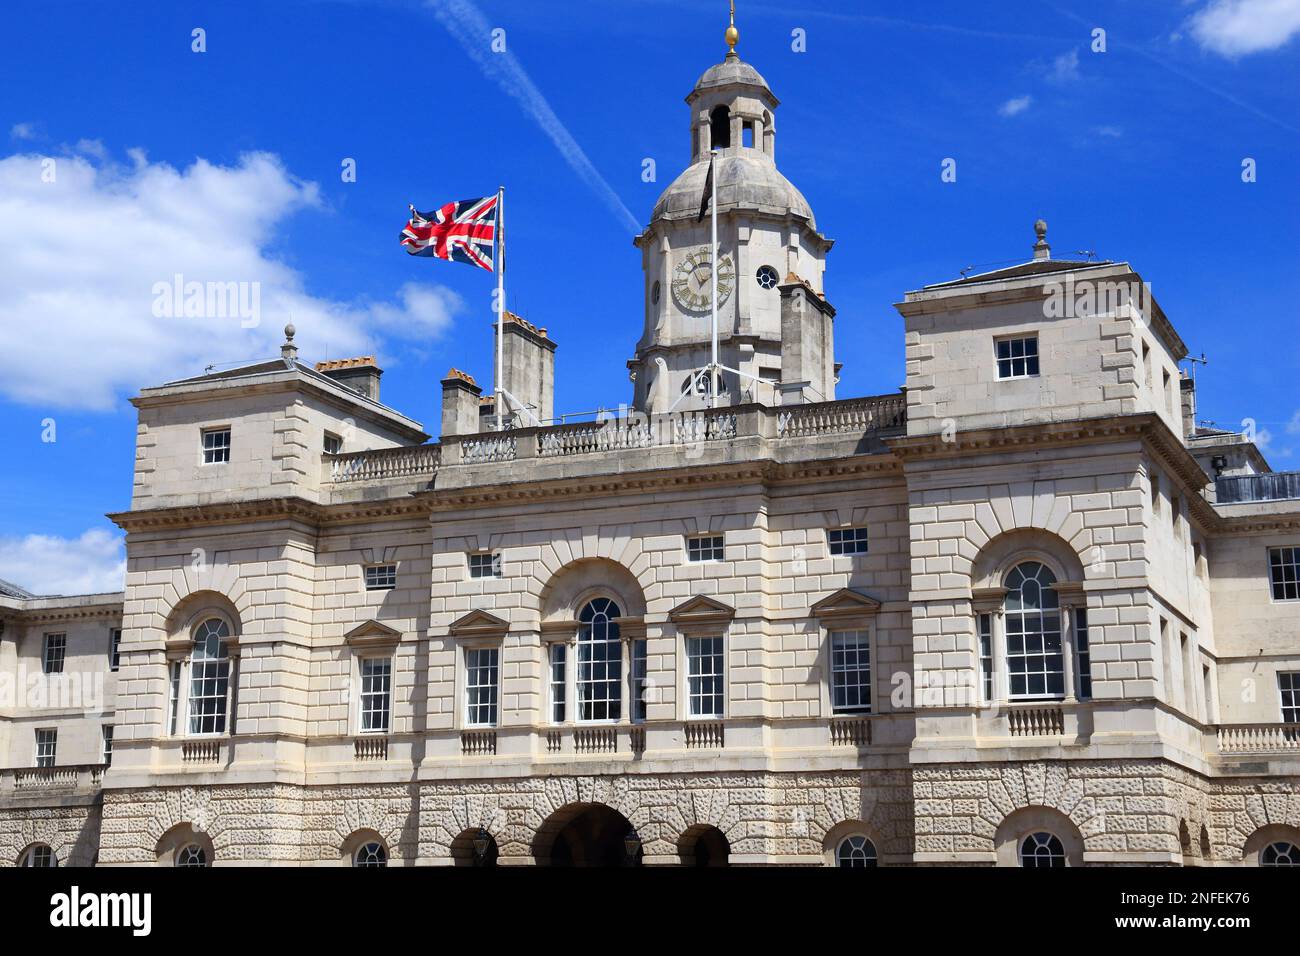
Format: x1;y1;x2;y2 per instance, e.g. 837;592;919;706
709;149;719;408
495;185;505;431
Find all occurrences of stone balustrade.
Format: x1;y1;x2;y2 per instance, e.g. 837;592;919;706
1216;722;1300;754
0;765;105;804
322;393;907;485
326;443;440;483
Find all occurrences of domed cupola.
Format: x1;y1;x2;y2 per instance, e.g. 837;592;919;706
629;4;836;416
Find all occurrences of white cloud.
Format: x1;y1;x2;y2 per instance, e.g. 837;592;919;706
10;122;37;140
0;145;465;410
1048;49;1080;82
999;95;1033;117
0;528;125;596
427;0;640;234
1189;0;1300;56
1287;409;1300;434
1093;125;1125;138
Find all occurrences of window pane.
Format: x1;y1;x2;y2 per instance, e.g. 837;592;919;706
830;630;872;714
465;647;499;727
1004;563;1064;700
360;658;392;733
577;599;622;721
687;636;724;718
549;643;566;723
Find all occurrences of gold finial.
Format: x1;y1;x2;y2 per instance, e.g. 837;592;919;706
725;1;739;53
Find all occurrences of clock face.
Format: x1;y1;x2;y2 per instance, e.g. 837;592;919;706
671;247;735;313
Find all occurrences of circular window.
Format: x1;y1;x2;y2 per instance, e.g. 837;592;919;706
756;265;779;289
836;835;878;868
651;280;661;305
1261;841;1299;866
355;842;388;867
176;844;208;868
1019;832;1065;868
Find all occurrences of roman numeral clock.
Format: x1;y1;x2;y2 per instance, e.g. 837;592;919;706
671;246;736;313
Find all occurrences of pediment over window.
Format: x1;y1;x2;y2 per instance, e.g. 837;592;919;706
345;619;403;650
448;609;510;639
668;595;736;628
810;588;882;622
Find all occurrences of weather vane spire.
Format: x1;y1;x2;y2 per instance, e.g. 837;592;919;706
725;1;739;54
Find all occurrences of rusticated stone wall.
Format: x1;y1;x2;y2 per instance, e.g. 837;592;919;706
94;770;914;865
0;802;101;867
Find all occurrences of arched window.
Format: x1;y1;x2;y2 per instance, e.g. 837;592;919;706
577;598;622;721
176;844;209;868
1019;832;1066;868
1261;842;1299;866
709;105;730;149
20;844;57;868
184;618;231;736
836;835;878;867
354;842;388;867
1004;562;1064;699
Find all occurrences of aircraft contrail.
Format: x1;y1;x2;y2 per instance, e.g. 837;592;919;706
428;0;642;234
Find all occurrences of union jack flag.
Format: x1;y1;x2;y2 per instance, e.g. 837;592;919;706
399;195;499;271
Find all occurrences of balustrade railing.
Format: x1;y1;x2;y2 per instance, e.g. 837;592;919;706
323;394;908;479
1006;706;1065;737
327;444;440;483
1216;723;1300;754
777;394;906;439
461;730;497;756
354;736;388;760
684;721;725;749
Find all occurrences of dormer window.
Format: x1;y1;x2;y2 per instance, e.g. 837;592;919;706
995;336;1039;380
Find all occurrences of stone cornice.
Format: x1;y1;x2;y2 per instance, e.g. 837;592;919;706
889;412;1210;496
2;599;124;625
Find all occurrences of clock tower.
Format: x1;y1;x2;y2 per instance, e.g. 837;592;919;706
629;11;836;415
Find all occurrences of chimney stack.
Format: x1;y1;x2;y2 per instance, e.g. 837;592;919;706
316;356;382;402
1180;370;1196;440
494;312;556;425
441;368;483;437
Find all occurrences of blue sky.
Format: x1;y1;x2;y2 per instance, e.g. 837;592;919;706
0;0;1297;593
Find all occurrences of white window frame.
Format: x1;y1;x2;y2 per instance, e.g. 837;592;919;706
685;534;725;563
1279;672;1300;724
829;629;872;715
468;552;503;579
167;616;236;739
101;725;114;766
1004;562;1065;701
363;563;397;591
835;834;878;868
35;728;57;768
109;627;122;672
323;431;343;455
201;426;231;465
630;638;649;723
576;597;623;723
42;633;66;674
464;646;500;728
358;657;393;735
828;527;869;556
994;335;1040;380
685;635;725;719
1269;546;1300;603
548;642;567;724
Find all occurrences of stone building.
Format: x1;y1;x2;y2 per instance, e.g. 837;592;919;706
2;27;1299;869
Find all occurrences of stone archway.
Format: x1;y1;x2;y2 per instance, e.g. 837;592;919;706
534;803;642;867
678;824;730;867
